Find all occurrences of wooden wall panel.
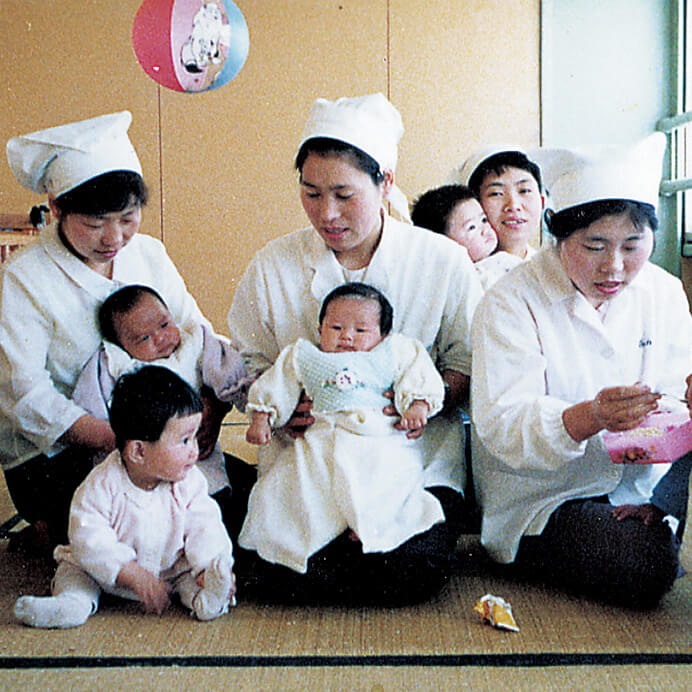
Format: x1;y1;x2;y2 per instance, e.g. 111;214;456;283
1;0;539;330
159;0;388;327
389;0;541;205
0;1;161;238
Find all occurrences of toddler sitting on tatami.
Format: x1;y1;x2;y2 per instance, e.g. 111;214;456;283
14;366;235;629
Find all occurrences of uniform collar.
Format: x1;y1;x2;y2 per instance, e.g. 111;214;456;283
43;220;149;300
42;222;113;297
537;243;652;308
305;211;396;304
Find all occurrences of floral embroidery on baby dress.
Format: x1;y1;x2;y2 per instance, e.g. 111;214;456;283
325;368;364;392
296;339;394;412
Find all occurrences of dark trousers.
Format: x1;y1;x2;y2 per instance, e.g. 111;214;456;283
511;497;680;609
4;448;94;545
650;452;692;537
224;454;465;606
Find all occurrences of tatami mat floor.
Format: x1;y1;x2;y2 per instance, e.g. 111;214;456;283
1;418;691;690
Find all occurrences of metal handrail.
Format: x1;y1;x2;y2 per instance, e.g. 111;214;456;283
657;113;692;196
661;177;692;195
657;111;692;133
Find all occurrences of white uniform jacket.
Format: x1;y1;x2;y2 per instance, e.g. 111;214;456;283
0;224;207;469
471;246;692;563
54;452;232;598
227;214;483;491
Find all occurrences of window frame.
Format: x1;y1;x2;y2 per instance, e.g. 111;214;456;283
659;0;691;256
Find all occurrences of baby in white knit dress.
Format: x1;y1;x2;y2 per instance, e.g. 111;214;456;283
240;283;446;573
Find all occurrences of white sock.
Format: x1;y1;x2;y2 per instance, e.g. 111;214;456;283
14;593;93;629
192;555;233;621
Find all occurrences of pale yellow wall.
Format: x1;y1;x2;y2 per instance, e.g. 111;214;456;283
0;0;539;330
0;1;161;243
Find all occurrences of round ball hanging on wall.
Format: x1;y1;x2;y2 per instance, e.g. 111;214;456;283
132;0;249;93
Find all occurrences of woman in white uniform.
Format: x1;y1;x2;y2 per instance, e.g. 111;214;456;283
0;112;229;551
471;134;692;608
455;145;545;260
227;93;483;605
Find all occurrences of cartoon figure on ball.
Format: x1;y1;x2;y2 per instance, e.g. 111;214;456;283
181;2;230;74
133;0;249;93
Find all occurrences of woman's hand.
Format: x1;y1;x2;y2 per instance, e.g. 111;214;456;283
563;383;661;443
117;561;171;614
197;386;231;459
280;390;314;439
441;369;469;412
612;502;664;526
591;384;661;430
58;414;116;452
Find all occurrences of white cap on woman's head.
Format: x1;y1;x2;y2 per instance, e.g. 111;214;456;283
6;111;142;198
299;93;411;221
300;93;403;173
532;133;666;214
454;144;527;186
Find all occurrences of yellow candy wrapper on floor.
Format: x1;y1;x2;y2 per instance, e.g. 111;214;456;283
474;594;519;632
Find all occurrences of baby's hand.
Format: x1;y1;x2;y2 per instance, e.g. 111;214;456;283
117;561;171;614
398;400;430;439
137;574;171;614
246;423;271;445
196;567;237;601
246;412;272;445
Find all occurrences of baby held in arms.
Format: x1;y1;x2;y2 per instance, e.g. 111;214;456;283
411;184;521;290
239;282;446;573
72;284;250;495
246;283;433;443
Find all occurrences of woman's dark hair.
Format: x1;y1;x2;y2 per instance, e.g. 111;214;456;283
411;184;475;235
546;199;658;240
98;284;167;346
109;365;202;451
319;282;394;336
468;151;542;197
53;170;148;217
295;137;385;186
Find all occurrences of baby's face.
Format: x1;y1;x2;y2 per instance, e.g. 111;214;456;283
114;293;181;361
133;412;202;488
319;296;383;353
446;198;498;261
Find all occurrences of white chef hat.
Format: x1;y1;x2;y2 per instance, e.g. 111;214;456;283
6;111;142;198
453;144;529;187
298;93;411;221
531;133;666;214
